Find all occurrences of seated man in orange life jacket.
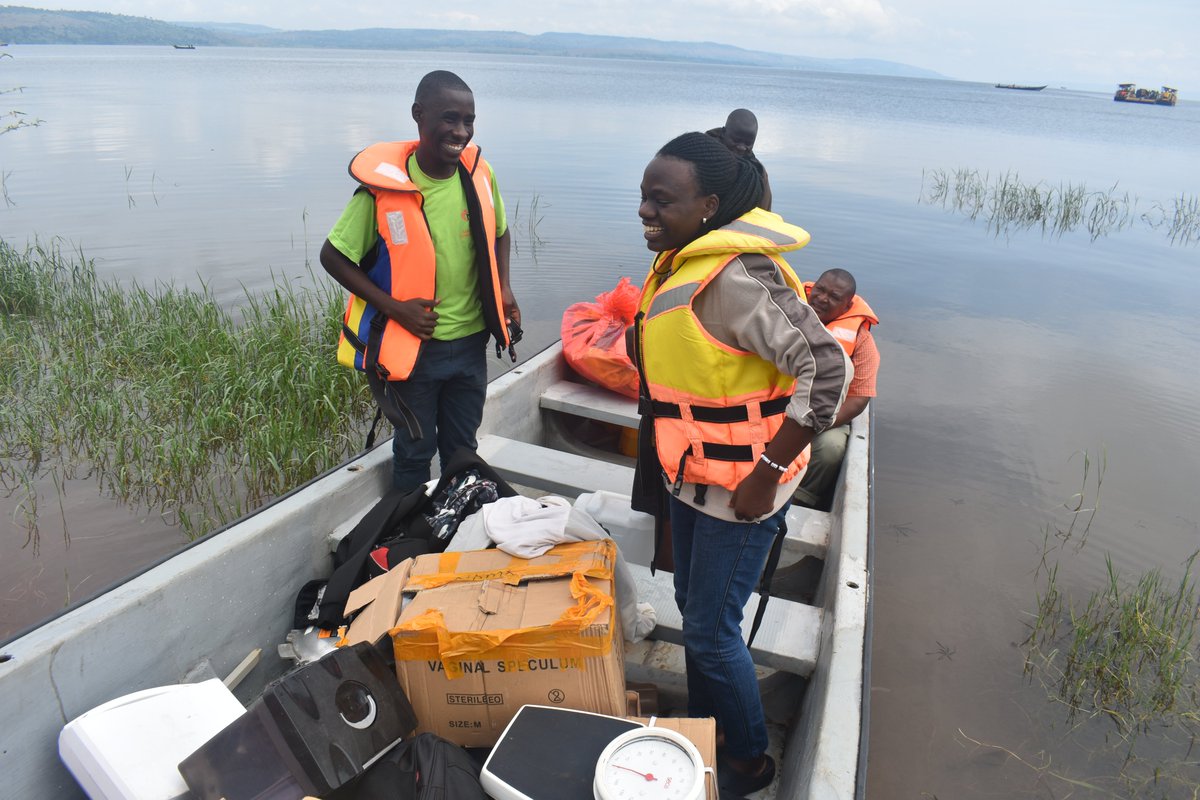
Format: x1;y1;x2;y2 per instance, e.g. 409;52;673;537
706;108;772;211
791;268;880;511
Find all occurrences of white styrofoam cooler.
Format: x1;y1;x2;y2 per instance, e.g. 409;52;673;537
59;678;246;800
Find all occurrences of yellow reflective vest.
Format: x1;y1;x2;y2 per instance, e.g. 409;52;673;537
637;208;812;492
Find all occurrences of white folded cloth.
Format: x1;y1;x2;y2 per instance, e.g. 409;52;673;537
462;495;656;643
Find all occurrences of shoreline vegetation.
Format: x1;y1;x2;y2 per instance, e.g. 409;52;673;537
1019;450;1200;798
920;167;1200;245
0;238;378;546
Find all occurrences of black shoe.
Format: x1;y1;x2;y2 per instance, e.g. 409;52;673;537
717;753;775;795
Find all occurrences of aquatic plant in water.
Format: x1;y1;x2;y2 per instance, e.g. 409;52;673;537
920;168;1198;245
0;238;378;544
509;192;548;261
1021;448;1200;797
2;52;44;135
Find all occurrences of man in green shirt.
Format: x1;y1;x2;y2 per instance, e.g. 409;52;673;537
320;70;520;491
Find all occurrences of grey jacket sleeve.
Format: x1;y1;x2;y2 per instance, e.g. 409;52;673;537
692;254;852;432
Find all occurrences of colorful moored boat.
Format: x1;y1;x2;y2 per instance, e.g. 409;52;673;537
1114;83;1178;106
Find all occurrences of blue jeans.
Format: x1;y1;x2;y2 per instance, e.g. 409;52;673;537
390;330;488;491
669;494;787;760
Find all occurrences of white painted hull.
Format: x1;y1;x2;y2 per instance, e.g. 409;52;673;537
0;342;871;799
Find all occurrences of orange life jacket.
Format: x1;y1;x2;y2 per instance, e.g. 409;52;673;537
802;281;878;356
637;209;812;492
336;140;509;381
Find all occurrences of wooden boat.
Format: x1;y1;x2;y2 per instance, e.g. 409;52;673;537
0;342;873;799
1113;83;1178;106
994;84;1047;91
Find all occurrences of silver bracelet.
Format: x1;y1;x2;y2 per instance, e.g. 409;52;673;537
759;452;788;473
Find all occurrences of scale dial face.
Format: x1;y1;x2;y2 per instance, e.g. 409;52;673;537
594;728;704;800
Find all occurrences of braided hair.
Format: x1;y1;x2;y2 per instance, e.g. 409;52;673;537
657;131;764;231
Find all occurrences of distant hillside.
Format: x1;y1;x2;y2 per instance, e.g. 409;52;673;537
0;6;225;45
171;20;277;36
0;6;942;79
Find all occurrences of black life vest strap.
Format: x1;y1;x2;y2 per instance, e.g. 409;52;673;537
629;310;670;576
748;517;789;646
458;159;515;361
342;322;367;354
364;407;384;450
646;394;791;424
363;314;424;444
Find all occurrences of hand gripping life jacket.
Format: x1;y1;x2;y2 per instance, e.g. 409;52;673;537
336;140;510;381
636;208;813;493
802;281;879;356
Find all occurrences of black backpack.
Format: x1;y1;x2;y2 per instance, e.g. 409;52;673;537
303;448;517;631
330;733;487;800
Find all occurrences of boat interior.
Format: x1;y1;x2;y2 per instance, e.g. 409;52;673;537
0;342;871;799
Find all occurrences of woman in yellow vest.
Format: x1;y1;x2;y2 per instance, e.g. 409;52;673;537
632;132;850;794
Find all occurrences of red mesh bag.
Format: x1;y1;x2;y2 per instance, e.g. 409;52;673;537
560;277;641;399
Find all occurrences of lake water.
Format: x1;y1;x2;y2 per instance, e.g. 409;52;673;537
3;45;1199;797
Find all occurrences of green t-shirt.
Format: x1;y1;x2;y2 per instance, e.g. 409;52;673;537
327;155;507;341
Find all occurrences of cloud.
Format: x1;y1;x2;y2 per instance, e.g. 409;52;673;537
706;0;906;38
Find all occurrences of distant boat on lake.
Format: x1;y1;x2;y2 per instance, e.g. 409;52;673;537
1113;83;1177;106
995;84;1047;91
172;44;196;50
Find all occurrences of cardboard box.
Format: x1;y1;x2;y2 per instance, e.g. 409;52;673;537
628;716;718;800
341;558;414;647
391;540;626;747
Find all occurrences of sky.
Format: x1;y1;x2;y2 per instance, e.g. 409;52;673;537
10;1;1198;91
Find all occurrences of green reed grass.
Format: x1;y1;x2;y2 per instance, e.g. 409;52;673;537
1031;552;1199;729
920;167;1198;245
1161;193;1200;246
510;193;547;259
1021;448;1200;796
0;238;377;544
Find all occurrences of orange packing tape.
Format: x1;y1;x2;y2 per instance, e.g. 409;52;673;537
391;542;618;679
391;618;614;678
404;540;616;591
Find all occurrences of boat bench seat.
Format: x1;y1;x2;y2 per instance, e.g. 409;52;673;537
539;380;641;429
627;563;821;677
328;472;830;566
476;433;635;498
538;379;831;560
781;504;831;561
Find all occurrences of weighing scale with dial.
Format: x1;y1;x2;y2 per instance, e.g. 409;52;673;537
480;705;709;800
593;724;706;800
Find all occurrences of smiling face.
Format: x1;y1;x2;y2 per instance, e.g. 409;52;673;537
411;87;475;179
807;272;856;325
639;155;719;253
